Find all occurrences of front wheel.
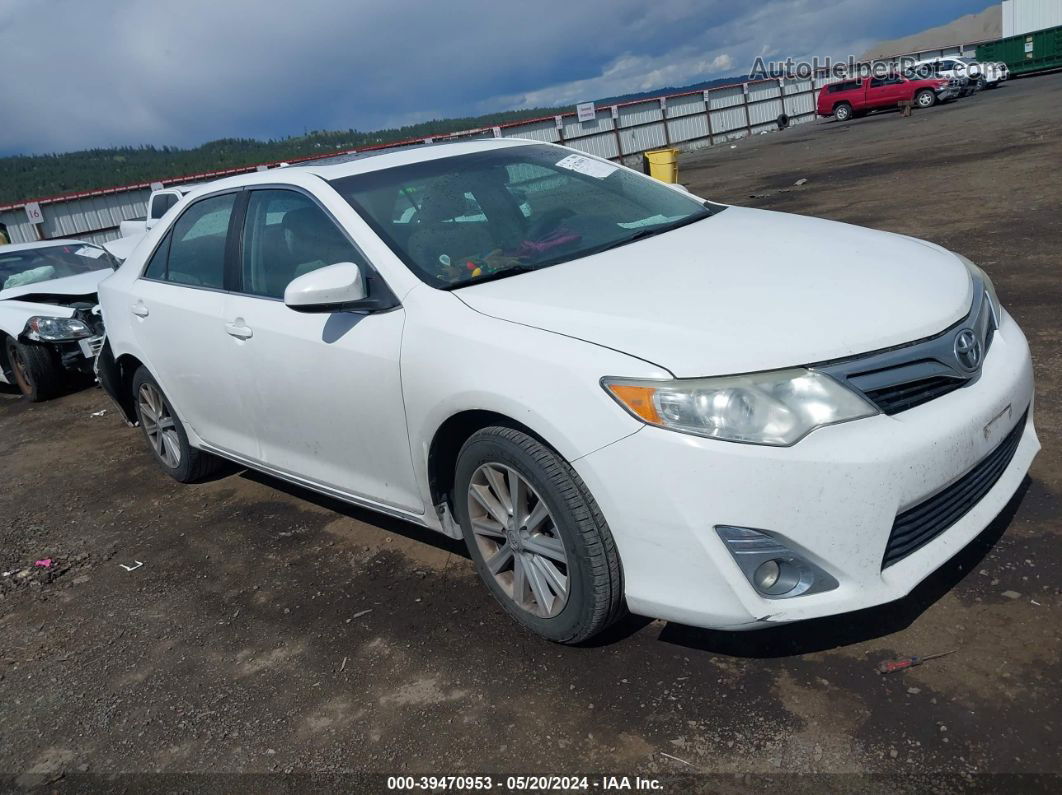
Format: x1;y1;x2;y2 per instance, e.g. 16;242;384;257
131;367;222;482
4;337;64;402
915;89;936;108
455;427;625;644
833;102;853;122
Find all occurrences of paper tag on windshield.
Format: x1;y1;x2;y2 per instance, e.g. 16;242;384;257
75;246;105;259
555;154;617;179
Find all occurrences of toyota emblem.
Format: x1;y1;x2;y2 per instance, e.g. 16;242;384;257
954;328;982;372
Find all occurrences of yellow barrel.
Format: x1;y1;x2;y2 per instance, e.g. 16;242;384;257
645;148;679;183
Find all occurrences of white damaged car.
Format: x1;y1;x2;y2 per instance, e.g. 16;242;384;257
1;240;115;401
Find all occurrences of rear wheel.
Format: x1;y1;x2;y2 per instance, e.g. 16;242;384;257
915;89;936;108
132;367;221;482
455;426;624;644
833;102;853;122
4;337;64;402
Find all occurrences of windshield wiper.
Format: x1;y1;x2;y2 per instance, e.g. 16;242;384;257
530;210;712;268
596;211;711;255
445;210;717;289
443;263;538;290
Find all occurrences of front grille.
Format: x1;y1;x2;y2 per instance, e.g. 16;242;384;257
864;375;965;415
881;408;1027;569
816;282;997;416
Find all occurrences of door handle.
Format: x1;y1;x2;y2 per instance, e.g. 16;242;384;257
131;301;149;318
225;320;253;340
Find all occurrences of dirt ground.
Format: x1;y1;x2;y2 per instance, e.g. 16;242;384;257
2;73;1060;790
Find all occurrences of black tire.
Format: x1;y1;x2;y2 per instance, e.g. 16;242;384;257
915;89;936;109
833;102;853;122
4;337;65;402
131;367;222;483
454;426;625;644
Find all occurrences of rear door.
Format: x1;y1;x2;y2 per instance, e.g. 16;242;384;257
221;187;422;513
129;191;260;457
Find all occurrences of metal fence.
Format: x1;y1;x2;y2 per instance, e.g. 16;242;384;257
0;39;987;248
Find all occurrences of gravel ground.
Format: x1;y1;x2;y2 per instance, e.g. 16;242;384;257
1;72;1060;791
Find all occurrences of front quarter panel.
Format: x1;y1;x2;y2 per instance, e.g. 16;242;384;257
400;284;667;520
0;300;77;339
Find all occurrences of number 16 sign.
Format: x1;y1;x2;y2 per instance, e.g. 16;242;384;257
24;202;44;225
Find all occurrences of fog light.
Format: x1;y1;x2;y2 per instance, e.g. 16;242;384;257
716;526;839;600
754;560;781;591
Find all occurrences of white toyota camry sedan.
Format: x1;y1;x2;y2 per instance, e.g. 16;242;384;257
96;139;1038;643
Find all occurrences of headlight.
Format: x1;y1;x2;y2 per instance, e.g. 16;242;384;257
603;369;877;446
957;254;1002;326
24;316;93;342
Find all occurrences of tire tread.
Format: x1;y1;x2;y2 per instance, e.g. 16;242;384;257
460;426;625;643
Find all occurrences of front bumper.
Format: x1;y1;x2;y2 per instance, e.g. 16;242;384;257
54;334;104;373
574;310;1039;630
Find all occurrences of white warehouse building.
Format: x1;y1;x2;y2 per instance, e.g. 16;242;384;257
1002;0;1062;37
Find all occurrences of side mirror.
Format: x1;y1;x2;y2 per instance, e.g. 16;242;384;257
284;262;367;312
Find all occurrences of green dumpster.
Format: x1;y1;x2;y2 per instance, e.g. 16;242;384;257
977;24;1062;77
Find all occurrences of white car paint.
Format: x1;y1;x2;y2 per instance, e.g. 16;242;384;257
456;207;973;377
0;240;111;386
910;57;1004;87
97;139;1038;632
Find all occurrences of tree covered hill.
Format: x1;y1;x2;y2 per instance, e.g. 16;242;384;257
0;71;746;205
0;107;567;204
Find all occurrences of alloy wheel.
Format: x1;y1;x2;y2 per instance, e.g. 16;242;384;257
138;382;182;468
467;463;569;618
9;346;32;395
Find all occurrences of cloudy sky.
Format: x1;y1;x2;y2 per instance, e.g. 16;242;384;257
1;0;992;155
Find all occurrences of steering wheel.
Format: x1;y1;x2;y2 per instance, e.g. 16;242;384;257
527;207;575;239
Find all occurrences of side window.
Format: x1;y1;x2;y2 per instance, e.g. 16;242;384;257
143;231;172;280
241;189;363;299
164;193;236;289
870;77;886;88
149;192;179;220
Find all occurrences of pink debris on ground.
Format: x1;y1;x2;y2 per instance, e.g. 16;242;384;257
34;559;53;569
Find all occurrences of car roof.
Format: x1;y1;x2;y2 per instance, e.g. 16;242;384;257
180;138;545;199
0;239;100;253
304;138;543;180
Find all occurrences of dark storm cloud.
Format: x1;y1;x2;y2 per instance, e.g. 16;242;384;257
0;0;992;154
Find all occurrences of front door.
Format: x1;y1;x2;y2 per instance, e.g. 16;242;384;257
222;187;422;514
866;75;907;109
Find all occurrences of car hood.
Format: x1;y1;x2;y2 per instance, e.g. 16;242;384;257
0;269;111;304
456;206;972;377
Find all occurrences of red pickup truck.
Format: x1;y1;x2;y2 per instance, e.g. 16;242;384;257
816;74;960;121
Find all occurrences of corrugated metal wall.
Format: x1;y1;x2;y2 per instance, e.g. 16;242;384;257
1003;0;1062;38
0;33;996;246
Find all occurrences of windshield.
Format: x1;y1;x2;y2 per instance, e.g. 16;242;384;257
0;243;114;291
330;144;720;289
